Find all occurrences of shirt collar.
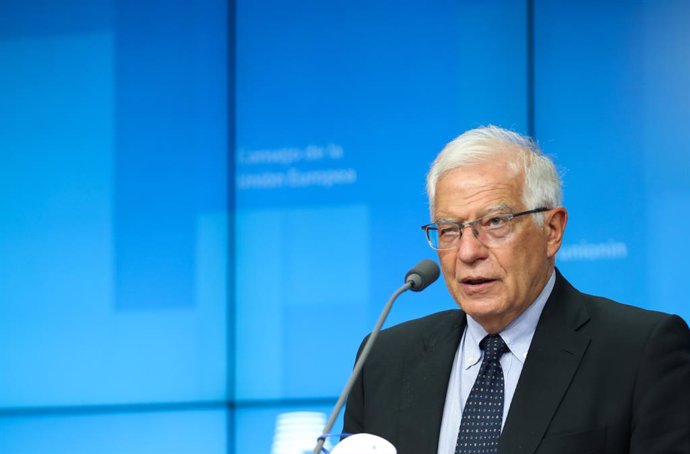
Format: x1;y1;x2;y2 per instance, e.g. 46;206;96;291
462;269;556;369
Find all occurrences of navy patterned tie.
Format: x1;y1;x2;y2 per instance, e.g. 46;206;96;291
455;334;509;454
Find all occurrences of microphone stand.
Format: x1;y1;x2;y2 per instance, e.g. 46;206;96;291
312;281;413;454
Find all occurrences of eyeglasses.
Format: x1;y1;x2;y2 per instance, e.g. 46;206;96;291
421;207;551;250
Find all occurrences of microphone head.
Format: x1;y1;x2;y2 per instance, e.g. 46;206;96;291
404;259;440;292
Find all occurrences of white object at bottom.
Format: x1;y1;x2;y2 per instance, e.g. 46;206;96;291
330;433;397;454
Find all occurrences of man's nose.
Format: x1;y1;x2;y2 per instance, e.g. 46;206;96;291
456;227;489;263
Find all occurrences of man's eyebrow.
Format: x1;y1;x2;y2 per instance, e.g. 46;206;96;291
434;204;515;223
434;217;460;224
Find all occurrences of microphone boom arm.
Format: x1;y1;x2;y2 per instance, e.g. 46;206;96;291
312;280;413;454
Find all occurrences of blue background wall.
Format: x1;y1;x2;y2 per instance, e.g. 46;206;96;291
1;0;688;452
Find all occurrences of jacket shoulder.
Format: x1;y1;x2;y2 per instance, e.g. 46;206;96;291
581;291;687;332
360;309;464;359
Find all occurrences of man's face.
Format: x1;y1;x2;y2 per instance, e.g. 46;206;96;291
433;156;566;333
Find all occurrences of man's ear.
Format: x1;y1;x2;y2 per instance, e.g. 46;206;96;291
545;207;568;259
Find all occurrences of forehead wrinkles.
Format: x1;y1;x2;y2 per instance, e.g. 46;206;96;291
435;179;521;217
455;182;517;206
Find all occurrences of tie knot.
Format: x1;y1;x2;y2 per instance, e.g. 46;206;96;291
480;334;509;361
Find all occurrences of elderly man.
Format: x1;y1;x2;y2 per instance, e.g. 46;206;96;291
343;126;690;454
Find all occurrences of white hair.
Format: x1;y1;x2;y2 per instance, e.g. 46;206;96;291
426;125;562;222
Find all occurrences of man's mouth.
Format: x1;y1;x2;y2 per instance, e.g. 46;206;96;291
459;276;497;292
461;277;495;285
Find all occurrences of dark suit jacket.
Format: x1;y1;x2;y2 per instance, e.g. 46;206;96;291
343;270;690;454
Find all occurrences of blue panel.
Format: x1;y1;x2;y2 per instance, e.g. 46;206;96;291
235;206;371;400
535;0;690;322
456;0;529;130
0;0;228;407
0;408;227;454
234;0;528;400
0;0;112;38
635;0;690;322
114;0;228;309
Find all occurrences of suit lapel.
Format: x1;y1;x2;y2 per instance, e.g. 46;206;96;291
499;270;591;454
398;311;467;454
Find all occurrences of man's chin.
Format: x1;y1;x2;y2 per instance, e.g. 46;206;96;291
456;296;502;316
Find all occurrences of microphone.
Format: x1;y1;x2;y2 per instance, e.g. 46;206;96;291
405;259;440;292
312;260;440;454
